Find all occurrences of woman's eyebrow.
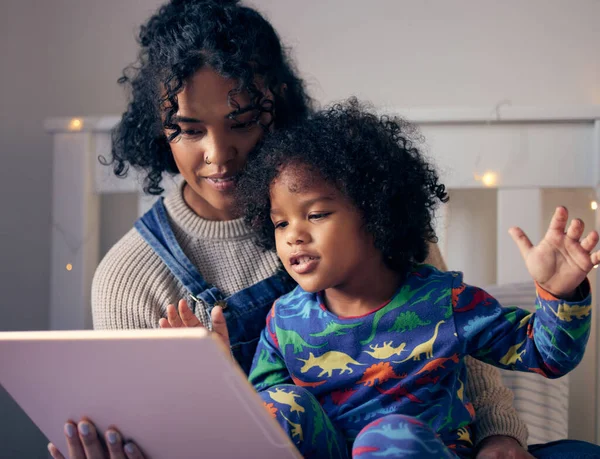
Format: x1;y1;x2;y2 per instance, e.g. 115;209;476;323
172;115;203;123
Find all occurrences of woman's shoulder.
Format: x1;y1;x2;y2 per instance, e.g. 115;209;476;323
91;226;183;329
94;227;155;281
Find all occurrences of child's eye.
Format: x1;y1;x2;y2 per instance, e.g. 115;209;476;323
309;212;332;221
274;221;288;229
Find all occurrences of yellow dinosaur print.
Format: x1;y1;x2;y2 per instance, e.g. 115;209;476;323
267;388;305;415
399;320;445;362
518;313;532;329
298;351;365;377
549;303;592;322
280;412;303;441
457;378;464;402
499;340;527;366
457;427;472;445
363;341;406;359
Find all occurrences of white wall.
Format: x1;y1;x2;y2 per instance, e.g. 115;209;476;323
2;0;599;454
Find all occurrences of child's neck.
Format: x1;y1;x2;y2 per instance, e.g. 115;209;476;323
322;262;402;318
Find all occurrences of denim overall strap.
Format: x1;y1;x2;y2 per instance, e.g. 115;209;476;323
134;199;224;317
223;269;297;375
135;198;298;374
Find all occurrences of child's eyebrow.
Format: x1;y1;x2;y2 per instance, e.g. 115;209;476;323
270;196;335;216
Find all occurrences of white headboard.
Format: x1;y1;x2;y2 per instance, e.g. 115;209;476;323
45;105;600;442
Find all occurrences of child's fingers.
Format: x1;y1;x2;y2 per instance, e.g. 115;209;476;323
211;306;231;349
158;318;171;328
580;230;599;253
178;299;203;328
509;227;533;260
591;250;600;267
166;303;184;328
566;218;585;241
546;206;569;235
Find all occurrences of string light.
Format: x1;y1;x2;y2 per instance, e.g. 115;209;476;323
65;263;73;271
481;172;497;187
68;118;83;131
591;201;598;211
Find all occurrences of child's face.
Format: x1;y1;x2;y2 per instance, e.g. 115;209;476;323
270;165;378;293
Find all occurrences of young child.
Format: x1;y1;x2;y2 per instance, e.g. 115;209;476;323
231;98;598;459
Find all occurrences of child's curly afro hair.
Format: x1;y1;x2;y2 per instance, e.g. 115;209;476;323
237;98;449;274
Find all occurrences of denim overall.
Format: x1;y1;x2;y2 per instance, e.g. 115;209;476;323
134;198;296;375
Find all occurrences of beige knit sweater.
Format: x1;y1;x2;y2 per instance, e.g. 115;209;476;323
91;182;528;447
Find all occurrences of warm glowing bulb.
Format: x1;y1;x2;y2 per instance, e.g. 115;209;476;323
591;201;598;210
68;118;82;131
595;265;598;269
481;172;497;187
66;263;73;271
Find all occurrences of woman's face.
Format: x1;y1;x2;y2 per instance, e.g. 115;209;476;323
166;67;271;221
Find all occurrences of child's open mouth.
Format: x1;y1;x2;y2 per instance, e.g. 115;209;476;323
289;254;320;275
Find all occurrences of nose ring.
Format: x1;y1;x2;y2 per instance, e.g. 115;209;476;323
205;156;212;165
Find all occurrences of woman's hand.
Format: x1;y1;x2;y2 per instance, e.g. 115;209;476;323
476;435;534;459
48;419;144;459
159;299;230;350
510;206;600;298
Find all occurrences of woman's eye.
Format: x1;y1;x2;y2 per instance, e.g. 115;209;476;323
231;121;257;131
181;129;204;137
274;221;288;229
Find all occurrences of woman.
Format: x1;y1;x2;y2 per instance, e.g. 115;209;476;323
48;1;598;458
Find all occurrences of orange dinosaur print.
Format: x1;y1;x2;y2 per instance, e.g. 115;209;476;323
465;402;475;418
527;322;534;340
415;354;459;375
331;388;358;406
451;283;466;306
528;367;547;376
263;402;278;418
356;362;407;387
291;375;327;388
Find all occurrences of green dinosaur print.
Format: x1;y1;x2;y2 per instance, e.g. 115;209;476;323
434;287;453;318
361;281;441;345
249;349;288;388
309;396;324;445
502;307;521;324
276;325;327;354
438;402;455;432
388;311;432;333
541;324;558;347
310;321;362;337
568;321;591;341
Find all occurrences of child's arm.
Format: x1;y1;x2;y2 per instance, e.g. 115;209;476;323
248;305;294;391
454;206;598;377
453;279;590;377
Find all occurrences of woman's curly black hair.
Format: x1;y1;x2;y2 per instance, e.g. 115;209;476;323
107;0;313;194
237;98;449;274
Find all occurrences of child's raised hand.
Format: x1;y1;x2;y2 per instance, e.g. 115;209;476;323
159;299;202;328
159;299;231;350
510;206;600;298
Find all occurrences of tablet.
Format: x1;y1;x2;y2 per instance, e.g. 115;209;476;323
0;328;301;459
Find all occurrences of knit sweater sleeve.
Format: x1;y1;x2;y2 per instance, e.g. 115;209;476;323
465;356;529;448
91;228;187;330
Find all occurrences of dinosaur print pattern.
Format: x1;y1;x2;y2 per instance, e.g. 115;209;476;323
249;264;592;458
